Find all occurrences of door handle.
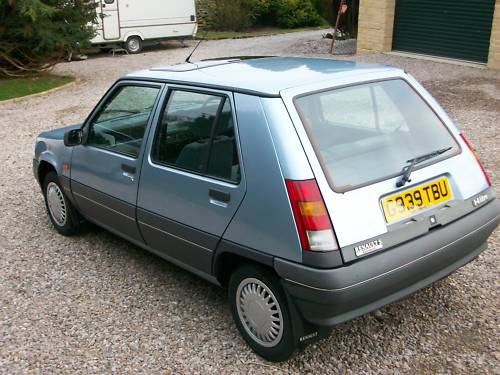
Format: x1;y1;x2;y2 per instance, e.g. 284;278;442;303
121;164;136;174
122;172;135;182
121;164;136;182
209;189;230;204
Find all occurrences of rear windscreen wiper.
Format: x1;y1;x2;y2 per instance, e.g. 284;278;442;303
396;147;453;187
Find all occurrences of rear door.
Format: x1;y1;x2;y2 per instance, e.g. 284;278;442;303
137;86;246;274
281;71;490;261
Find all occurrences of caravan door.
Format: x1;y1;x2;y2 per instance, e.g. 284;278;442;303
101;0;120;40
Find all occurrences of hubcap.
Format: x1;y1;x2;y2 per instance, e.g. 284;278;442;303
236;278;283;347
46;182;67;227
127;38;140;52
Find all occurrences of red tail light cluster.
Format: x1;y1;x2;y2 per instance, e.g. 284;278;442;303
460;134;491;186
285;179;339;252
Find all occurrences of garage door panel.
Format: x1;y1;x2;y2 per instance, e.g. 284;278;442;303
393;0;495;63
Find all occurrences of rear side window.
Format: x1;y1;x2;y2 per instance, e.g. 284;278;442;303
151;90;240;183
295;79;459;191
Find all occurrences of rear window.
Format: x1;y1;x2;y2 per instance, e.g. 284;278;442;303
294;79;459;192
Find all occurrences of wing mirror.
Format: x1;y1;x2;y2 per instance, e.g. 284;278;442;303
63;129;83;147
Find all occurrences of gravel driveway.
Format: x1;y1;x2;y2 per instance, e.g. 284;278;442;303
0;30;499;374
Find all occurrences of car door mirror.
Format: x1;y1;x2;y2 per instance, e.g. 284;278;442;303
64;129;83;147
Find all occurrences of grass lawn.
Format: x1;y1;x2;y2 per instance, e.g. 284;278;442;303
196;26;329;40
0;75;74;101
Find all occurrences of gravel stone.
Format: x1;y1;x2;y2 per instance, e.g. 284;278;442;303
0;30;498;374
290;37;356;55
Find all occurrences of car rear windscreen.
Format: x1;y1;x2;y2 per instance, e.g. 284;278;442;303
294;79;459;192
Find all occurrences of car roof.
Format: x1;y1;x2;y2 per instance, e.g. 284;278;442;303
125;56;401;97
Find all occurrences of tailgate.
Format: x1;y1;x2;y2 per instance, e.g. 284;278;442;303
281;71;491;262
320;151;491;261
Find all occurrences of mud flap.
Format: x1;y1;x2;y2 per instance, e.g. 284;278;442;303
280;280;332;350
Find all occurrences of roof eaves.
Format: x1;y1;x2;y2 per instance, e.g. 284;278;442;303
120;76;281;98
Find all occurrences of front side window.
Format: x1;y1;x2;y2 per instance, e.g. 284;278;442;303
152;90;240;183
87;85;160;158
295;79;459;191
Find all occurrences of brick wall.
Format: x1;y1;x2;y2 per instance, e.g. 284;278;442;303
488;1;500;69
356;0;395;54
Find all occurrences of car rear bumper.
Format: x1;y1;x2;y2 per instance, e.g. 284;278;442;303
274;198;500;327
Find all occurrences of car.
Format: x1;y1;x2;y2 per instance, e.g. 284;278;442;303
33;57;500;362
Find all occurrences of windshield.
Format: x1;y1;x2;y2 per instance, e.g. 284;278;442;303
294;79;459;192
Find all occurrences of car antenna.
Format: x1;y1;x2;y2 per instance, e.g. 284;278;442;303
185;30;208;64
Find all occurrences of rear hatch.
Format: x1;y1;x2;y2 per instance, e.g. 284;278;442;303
281;72;491;263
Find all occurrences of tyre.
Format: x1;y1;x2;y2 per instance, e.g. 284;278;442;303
124;36;143;54
228;265;296;362
43;171;80;236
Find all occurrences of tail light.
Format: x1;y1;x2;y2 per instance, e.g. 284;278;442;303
285;179;339;252
460;134;491;186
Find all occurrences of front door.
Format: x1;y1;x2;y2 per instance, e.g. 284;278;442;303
101;0;120;40
71;81;163;243
137;87;246;274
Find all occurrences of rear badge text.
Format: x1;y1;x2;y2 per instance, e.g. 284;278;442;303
354;239;384;257
472;194;489;208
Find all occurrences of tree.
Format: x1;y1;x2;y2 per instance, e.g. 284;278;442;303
0;0;97;77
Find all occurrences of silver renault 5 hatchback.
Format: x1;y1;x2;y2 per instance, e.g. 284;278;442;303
33;57;500;361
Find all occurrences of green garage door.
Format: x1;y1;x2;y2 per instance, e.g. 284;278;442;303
393;0;496;63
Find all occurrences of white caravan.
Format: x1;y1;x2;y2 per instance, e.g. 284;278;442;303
91;0;198;53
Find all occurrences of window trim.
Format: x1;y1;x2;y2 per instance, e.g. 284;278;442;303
83;81;162;159
149;87;242;185
293;77;462;193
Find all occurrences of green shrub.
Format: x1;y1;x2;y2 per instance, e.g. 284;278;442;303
274;0;323;28
210;0;259;31
254;0;323;29
311;0;335;24
201;0;324;31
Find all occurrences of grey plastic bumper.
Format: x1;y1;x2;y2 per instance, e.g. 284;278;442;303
274;199;500;327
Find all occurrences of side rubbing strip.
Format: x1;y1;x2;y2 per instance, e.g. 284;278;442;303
137;208;218;274
71;181;143;242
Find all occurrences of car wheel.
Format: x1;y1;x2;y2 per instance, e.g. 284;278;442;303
43;171;80;236
124;36;143;54
228;265;296;362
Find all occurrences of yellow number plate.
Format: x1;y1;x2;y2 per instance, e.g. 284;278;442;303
381;178;453;224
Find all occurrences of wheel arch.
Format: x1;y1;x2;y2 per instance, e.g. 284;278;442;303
213;241;275;287
38;160;57;186
123;31;145;42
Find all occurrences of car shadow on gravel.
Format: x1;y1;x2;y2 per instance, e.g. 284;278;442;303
82;224;224;292
290;278;464;368
74;222;469;368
